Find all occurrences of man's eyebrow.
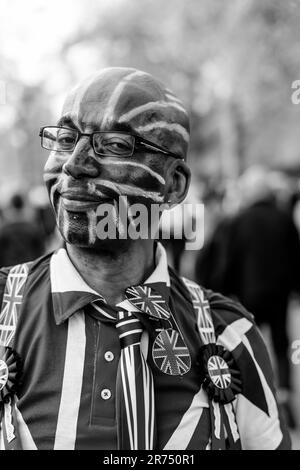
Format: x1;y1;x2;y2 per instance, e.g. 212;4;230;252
57;116;78;129
110;121;134;133
56;118;134;133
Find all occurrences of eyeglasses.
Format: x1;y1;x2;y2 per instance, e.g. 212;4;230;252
39;126;183;159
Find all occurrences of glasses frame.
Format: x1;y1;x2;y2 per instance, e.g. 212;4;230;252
39;126;183;160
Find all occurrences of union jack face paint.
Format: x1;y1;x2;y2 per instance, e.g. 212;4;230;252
43;67;190;248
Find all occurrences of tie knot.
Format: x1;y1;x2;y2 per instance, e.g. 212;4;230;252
116;311;143;348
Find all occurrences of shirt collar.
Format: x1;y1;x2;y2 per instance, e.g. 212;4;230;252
50;242;170;325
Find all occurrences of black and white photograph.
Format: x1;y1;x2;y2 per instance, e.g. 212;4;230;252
0;0;300;453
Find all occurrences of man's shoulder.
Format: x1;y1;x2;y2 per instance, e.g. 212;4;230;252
170;271;254;332
204;287;254;322
203;287;255;336
0;251;54;298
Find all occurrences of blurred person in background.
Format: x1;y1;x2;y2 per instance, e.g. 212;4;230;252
197;165;300;428
268;171;300;216
28;185;63;252
0;192;45;266
195;177;243;293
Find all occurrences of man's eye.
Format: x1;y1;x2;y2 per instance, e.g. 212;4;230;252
57;134;76;148
106;141;130;150
101;139;132;155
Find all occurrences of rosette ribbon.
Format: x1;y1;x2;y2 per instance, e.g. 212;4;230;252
199;343;242;404
198;343;242;449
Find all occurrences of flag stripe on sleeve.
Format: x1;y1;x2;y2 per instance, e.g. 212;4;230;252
54;312;86;449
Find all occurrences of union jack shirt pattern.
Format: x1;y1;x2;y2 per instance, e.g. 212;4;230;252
182;277;216;345
0;264;29;348
0;247;291;450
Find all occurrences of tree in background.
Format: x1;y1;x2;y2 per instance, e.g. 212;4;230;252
1;0;300;192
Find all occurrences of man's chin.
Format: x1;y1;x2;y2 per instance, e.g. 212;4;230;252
71;239;132;259
59;224;132;256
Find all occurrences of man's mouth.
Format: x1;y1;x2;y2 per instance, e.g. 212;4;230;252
60;191;112;213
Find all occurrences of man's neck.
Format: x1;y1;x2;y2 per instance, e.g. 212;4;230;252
66;240;156;305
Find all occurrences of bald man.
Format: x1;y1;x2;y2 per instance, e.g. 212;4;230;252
0;68;290;450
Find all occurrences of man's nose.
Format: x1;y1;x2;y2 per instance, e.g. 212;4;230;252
62;138;100;179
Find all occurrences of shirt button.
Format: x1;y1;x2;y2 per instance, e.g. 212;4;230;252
101;388;112;400
104;351;114;362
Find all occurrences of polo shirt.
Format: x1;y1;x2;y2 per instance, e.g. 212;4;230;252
0;243;291;449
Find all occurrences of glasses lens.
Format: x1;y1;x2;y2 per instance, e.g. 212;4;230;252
42;127;77;152
93;132;134;156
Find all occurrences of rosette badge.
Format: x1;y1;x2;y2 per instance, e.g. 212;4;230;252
0;346;22;403
199;344;242;404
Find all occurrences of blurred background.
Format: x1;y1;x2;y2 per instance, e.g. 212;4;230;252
1;0;300;448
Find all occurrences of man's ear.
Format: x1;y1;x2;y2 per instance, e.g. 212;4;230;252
164;159;191;207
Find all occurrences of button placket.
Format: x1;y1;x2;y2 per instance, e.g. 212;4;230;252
90;320;120;422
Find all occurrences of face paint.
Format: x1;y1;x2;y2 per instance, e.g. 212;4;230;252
94;159;166;185
43;67;190;249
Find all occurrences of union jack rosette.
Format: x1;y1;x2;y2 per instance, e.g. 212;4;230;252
0;346;22;404
199;344;242;404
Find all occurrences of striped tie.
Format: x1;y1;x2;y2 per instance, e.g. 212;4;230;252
88;302;157;450
115;310;156;450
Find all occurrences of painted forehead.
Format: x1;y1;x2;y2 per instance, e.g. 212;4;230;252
62;67;190;158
